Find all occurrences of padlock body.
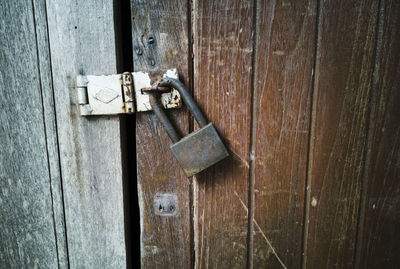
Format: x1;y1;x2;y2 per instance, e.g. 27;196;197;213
171;123;229;177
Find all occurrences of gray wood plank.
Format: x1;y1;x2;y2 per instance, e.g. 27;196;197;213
46;0;127;268
32;0;69;267
0;0;59;267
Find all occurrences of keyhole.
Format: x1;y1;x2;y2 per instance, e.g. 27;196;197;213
159;204;163;212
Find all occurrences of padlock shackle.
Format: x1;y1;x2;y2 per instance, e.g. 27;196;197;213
148;93;181;143
158;78;208;128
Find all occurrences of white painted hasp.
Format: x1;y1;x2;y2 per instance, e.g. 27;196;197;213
133;69;180;112
77;68;181;116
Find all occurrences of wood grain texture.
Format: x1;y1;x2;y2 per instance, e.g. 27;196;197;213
356;0;400;268
304;1;379;268
0;0;62;267
193;0;254;267
32;0;69;266
251;0;316;268
46;1;127;267
130;0;191;268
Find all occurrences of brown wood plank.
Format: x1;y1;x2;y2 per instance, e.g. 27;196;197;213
356;0;400;268
251;0;316;268
130;0;191;268
304;1;379;268
192;0;254;268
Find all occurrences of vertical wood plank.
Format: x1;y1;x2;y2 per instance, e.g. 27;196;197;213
32;0;69;266
193;0;254;267
0;0;62;267
130;0;191;268
251;0;316;268
46;1;127;267
356;1;400;267
304;1;379;268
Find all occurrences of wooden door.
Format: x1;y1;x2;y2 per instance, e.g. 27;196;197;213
1;0;399;268
131;0;400;268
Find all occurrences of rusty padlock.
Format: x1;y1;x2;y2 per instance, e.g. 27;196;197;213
146;77;229;177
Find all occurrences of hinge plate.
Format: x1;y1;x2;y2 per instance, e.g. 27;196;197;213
77;68;181;116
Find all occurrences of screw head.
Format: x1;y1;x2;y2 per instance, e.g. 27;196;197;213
148;36;155;44
135;47;143;56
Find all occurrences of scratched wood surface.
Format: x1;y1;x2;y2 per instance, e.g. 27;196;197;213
130;0;191;268
3;0;400;268
46;0;127;267
193;0;254;268
130;1;400;268
0;0;67;267
355;1;400;268
251;0;316;268
304;1;379;268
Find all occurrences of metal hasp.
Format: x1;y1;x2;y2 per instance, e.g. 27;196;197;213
76;68;181;115
148;78;229;177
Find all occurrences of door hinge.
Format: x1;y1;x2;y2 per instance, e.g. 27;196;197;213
76;68;181;116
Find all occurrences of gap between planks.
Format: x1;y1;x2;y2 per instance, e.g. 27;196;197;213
234;191;287;269
353;0;385;267
300;0;322;267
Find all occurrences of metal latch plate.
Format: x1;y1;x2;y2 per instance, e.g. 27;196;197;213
77;68;181;115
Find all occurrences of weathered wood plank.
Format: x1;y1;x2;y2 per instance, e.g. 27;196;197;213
46;1;127;267
193;0;254;267
0;0;62;267
251;0;316;268
130;0;191;268
304;1;379;268
32;0;69;266
356;1;400;268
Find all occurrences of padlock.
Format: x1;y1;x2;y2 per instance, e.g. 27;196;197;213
147;77;229;177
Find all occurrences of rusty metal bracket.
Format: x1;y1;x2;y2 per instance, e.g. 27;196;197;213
76;68;181;116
